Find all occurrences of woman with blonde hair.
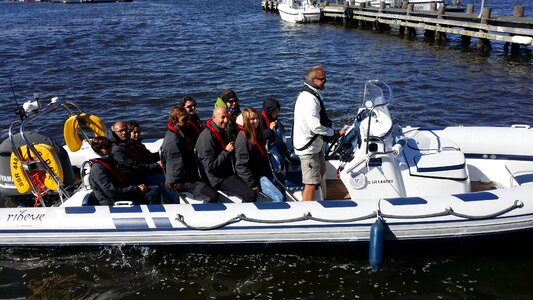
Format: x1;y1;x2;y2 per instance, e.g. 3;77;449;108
234;108;284;202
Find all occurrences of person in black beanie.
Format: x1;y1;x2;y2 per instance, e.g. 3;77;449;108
260;97;283;146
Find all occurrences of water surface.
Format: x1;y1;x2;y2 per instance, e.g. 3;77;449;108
0;0;532;298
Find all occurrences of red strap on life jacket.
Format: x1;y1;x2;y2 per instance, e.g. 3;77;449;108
240;130;268;158
188;118;202;136
228;114;243;131
261;110;271;129
205;119;227;150
167;123;194;152
254;140;268;158
124;143;143;161
91;158;129;184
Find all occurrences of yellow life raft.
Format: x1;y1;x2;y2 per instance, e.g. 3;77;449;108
10;144;64;194
64;113;106;152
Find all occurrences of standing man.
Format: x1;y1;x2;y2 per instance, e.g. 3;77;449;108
292;65;346;201
161;106;218;203
196;106;257;203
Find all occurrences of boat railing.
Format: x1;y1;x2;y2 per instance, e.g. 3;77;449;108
7;99;89;205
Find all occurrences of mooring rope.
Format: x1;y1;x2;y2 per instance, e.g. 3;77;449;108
175;200;524;230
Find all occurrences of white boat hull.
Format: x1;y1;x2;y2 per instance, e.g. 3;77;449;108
278;1;321;23
1;182;533;246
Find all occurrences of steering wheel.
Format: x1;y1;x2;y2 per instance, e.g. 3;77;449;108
325;133;347;159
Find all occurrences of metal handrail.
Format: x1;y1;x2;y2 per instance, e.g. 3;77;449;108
7;99;87;205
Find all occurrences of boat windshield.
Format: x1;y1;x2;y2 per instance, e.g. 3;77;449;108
360;80;393;109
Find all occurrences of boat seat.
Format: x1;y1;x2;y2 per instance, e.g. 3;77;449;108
506;161;533;186
268;144;304;192
402;136;468;180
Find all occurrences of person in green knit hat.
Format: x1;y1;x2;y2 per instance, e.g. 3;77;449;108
214;89;242;141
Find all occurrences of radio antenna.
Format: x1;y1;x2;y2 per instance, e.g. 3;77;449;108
9;78;25;121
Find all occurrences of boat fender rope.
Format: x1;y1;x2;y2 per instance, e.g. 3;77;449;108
379;200;523;220
175;210;379;231
238;213;310;224
380;209;451;220
306;212;378;224
448;200;524;220
175;214;241;230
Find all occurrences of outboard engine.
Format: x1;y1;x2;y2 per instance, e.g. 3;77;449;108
0;132;76;204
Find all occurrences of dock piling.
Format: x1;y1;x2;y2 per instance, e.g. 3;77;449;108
266;1;532;55
509;6;526;54
466;4;474;14
477;7;492;50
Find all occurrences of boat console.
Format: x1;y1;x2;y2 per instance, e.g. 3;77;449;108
335;80;470;201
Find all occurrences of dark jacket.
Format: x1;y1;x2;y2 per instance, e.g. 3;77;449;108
160;125;200;185
183;114;203;144
130;139;160;164
88;157;143;205
111;138;161;179
234;131;273;188
260;98;283;145
195;121;234;188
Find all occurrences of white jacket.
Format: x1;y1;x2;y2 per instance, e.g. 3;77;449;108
292;84;334;155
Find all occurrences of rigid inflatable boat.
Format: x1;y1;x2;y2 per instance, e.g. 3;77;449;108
1;80;532;254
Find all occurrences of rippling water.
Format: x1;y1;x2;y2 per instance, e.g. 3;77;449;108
1;0;532;298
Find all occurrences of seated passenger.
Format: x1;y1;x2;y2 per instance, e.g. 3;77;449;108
235;108;284;203
180;96;204;144
127;121;160;163
196;106;257;203
260;97;296;167
260;97;284;146
89;136;160;205
161;107;218;203
109;121;164;186
214;89;241;141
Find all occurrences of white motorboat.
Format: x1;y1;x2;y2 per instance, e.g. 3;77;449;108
1;80;533;271
277;0;321;23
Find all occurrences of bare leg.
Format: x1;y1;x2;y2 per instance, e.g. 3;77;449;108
302;184;316;201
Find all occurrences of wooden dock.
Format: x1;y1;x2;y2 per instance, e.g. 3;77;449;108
262;1;533;52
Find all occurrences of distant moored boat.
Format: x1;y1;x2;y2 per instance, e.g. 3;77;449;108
278;0;321;23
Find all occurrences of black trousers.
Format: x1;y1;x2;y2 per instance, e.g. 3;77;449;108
183;181;218;203
216;175;257;203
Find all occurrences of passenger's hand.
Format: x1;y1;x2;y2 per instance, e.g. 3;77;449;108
225;141;235;152
270;120;277;130
138;184;147;194
251;186;260;193
338;128;347;136
156;160;163;168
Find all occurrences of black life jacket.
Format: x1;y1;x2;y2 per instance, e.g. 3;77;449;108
302;84;332;128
